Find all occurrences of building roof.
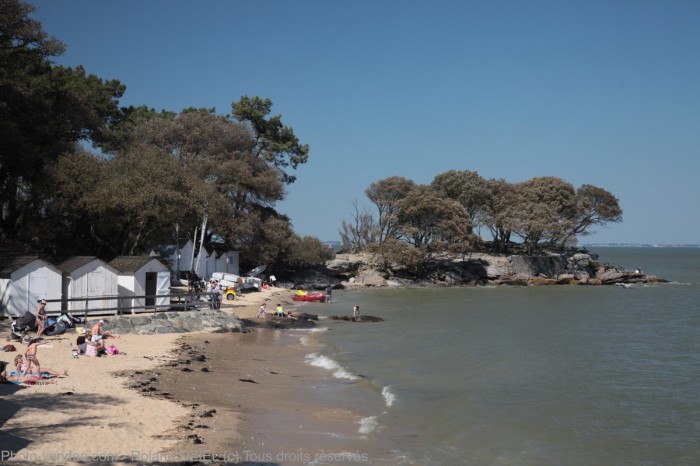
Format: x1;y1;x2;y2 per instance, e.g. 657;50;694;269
58;256;99;273
0;256;42;279
152;240;192;258
109;256;166;273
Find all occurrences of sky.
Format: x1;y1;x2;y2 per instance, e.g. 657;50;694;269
29;0;700;245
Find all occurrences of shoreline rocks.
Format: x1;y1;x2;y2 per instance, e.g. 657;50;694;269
288;251;663;291
96;309;246;336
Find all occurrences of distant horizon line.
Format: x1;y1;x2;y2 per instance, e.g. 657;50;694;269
320;240;700;248
583;243;700;248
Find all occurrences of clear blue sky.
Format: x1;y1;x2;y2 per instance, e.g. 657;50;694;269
31;0;700;245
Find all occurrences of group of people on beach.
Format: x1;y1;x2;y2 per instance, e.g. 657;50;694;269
206;279;223;310
75;320;120;357
256;301;361;319
0;315;123;386
256;303;290;318
0;338;67;385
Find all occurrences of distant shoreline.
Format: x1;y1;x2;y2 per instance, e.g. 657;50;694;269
584;244;700;248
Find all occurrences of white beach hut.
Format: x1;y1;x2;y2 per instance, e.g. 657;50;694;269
58;256;119;314
108;256;171;313
152;240;193;278
0;256;62;317
216;250;240;275
204;248;218;279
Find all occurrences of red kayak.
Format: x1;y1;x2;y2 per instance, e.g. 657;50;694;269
291;292;327;302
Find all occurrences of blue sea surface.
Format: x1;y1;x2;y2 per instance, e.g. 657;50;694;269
304;247;700;465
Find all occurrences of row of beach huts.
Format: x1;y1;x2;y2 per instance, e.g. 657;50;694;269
0;240;240;318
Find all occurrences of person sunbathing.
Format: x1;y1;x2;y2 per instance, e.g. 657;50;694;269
1;361;56;385
14;355;67;377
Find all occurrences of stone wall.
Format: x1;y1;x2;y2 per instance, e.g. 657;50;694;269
97;309;246;336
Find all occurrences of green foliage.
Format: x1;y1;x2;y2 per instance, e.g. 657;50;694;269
352;172;623;259
96;105;176;153
504;177;577;253
0;3;325;270
284;236;334;270
231;95;309;184
431;169;490;231
365;176;416;243
0;0;124;241
374;238;430;276
569;184;622;241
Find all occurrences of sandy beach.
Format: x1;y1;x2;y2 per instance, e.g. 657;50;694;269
0;286;313;465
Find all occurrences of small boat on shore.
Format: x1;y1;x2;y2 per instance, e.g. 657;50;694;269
291;292;327;303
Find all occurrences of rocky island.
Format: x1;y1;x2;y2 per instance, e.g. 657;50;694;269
289;250;662;291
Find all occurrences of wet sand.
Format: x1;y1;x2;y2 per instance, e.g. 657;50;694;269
148;327;370;465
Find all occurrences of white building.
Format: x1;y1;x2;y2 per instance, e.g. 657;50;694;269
151;241;240;280
109;256;171;313
58;256;119;313
216;250;240;275
0;256;62;317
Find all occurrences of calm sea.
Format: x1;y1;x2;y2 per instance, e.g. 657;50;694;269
301;247;700;465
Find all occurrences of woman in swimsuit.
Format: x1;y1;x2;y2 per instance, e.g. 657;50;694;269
1;361;55;385
14;354;66;377
23;338;47;376
35;299;48;338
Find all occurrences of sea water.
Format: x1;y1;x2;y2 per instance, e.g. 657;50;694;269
302;247;700;465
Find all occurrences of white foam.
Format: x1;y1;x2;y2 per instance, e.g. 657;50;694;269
305;353;359;381
309;327;328;333
358;416;379;434
382;385;396;408
299;335;310;346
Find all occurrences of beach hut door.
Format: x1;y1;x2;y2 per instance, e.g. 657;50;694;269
156;271;170;306
28;273;48;311
145;272;157;307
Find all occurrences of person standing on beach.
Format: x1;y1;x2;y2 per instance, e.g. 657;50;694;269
258;303;267;319
352;305;360;318
34;299;48;338
212;282;222;311
269;274;277;287
22;338;47;376
206;280;214;309
325;286;333;303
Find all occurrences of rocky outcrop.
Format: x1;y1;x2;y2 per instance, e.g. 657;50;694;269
239;316;317;329
329;315;385;322
286;251;661;289
595;268;657;285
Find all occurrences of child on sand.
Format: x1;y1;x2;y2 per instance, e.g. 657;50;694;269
258;303;267;319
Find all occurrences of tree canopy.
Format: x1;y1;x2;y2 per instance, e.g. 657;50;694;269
1;0;124;242
1;0;325;272
342;170;622;263
232;96;309;184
